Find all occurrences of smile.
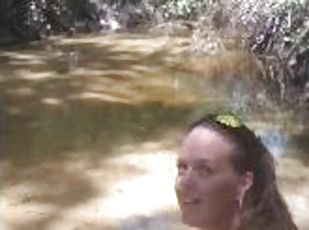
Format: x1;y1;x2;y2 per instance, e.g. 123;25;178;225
183;199;201;205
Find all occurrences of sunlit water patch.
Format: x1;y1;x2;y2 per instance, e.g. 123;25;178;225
3;143;309;230
1;34;308;230
99;151;178;219
3;142;183;230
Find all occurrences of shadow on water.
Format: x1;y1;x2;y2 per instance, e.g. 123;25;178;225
3;101;193;166
1;34;254;166
0;35;199;229
1;34;308;230
288;132;309;165
4;165;99;230
0;35;188;163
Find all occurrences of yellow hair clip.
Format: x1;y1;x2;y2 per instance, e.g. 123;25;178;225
214;114;242;128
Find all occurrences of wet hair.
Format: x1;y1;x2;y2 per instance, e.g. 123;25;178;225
187;113;298;230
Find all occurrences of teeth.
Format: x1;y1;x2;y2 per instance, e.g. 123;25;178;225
183;199;200;204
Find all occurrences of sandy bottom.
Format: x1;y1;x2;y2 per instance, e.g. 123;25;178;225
2;141;309;230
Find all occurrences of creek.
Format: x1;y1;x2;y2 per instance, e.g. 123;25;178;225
1;34;308;230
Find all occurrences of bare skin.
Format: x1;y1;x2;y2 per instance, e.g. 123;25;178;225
175;126;253;230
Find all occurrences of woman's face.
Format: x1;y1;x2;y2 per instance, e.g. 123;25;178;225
175;126;245;229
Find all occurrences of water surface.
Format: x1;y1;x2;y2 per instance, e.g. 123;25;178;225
1;34;308;230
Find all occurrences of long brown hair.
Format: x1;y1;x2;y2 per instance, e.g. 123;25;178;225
188;113;297;230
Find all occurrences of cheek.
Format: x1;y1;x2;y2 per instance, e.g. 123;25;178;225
200;175;239;205
175;173;240;227
174;176;185;199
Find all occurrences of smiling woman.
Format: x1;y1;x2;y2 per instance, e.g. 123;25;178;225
175;113;298;230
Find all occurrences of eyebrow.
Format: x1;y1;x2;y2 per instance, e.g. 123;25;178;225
194;159;214;167
177;157;212;165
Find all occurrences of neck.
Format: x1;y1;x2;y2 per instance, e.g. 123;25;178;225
202;209;241;230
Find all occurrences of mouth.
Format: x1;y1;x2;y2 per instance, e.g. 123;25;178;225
182;198;202;205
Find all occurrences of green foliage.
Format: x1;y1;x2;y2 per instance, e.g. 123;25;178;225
165;0;206;19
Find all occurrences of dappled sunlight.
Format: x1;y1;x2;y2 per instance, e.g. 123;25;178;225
6;87;36;97
15;70;55;81
286;194;309;228
99;150;178;219
277;158;309;230
0;34;265;113
3;141;309;230
2;141;183;229
56;34;189;54
0;34;206;110
1;33;309;230
0;51;46;65
41;98;63;106
68;92;135;105
3;156;100;230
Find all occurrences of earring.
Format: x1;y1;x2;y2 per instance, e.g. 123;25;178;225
238;197;243;209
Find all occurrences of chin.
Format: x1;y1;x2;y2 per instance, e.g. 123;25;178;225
181;212;207;228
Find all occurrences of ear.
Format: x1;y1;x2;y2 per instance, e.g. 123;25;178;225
238;171;253;200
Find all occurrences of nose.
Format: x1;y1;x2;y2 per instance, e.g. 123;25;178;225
176;167;197;192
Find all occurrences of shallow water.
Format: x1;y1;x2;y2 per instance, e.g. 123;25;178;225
1;34;308;230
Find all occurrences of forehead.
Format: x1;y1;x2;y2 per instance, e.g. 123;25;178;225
179;126;235;164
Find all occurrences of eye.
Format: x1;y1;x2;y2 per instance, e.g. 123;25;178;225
176;161;188;175
196;164;213;177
